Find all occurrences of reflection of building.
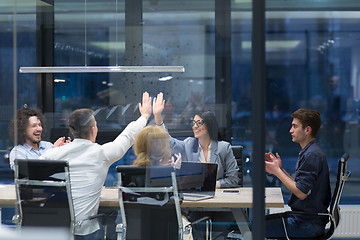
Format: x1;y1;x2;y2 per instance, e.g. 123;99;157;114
344;122;360;157
1;1;360;237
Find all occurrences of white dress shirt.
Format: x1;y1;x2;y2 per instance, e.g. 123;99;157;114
39;116;147;236
198;141;212;163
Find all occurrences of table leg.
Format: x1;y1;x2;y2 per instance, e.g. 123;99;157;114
231;208;252;240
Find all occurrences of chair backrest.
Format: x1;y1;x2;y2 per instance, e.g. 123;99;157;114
116;165;183;240
14;159;75;231
324;153;351;239
231;145;243;186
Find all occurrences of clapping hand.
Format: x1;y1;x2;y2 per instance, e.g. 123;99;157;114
53;136;72;148
264;152;282;175
169;153;182;169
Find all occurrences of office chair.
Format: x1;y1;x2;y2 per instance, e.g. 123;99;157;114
115;165;212;240
13;159;76;234
267;153;351;240
231;145;244;187
13;159;108;239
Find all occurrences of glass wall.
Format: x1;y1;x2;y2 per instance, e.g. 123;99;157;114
231;8;360;203
1;0;360;225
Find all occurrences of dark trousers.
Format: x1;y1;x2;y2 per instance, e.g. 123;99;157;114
75;229;103;240
265;213;325;239
189;211;239;240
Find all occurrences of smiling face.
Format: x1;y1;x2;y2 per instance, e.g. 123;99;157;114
24;116;43;148
192;115;209;139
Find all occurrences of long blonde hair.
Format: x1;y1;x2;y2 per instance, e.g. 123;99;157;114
133;126;171;166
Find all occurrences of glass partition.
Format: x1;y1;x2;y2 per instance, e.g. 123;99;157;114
1;0;360;228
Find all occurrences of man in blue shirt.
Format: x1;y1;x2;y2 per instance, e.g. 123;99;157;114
265;108;331;238
9;107;70;170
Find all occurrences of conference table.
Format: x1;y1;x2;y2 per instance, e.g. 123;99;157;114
0;184;284;239
101;186;284;239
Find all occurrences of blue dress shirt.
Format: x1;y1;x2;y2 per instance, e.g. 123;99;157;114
9;141;53;170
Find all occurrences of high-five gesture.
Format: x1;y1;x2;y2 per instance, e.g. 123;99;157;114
153;92;165;125
139;91;152;121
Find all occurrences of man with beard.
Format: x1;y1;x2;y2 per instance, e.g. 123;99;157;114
8;106;70;170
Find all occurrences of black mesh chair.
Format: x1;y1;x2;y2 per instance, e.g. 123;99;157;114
13;159;106;238
13;159;75;234
231;145;244;187
115;165;212;240
267;153;351;240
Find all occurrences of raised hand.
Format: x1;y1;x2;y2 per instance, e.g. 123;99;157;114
153;92;165;116
139;91;152;121
153;92;165;125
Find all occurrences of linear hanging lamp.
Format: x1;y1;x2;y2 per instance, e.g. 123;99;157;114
19;66;185;73
19;0;185;75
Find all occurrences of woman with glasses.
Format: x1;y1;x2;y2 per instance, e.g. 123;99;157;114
152;92;239;188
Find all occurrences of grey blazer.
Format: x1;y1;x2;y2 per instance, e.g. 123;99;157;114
169;136;239;188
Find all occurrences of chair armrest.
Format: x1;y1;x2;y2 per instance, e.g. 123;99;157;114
75;211;117;227
189;216;211;226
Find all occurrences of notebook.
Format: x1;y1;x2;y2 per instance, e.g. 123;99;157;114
175;162;218;201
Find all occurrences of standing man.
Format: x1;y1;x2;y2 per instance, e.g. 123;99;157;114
265;108;331;239
9;106;70;170
39;92;152;240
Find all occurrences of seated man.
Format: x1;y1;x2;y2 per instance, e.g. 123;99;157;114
265;108;331;238
9;106;70;170
39;92;152;240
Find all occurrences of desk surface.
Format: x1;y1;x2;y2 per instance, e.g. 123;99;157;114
0;185;15;207
101;187;284;208
0;184;284;209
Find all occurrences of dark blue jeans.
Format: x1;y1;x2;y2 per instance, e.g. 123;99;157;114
75;229;103;240
265;213;324;239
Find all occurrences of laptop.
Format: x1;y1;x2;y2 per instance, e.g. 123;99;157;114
175;162;218;201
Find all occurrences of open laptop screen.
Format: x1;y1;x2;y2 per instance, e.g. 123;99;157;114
116;162;218;201
175;162;218;192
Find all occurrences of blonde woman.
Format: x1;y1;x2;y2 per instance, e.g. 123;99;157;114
133;125;181;168
132;126;190;239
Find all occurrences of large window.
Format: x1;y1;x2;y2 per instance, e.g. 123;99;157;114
1;0;360;209
231;9;360;203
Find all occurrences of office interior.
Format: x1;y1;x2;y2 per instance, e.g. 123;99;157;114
0;0;360;239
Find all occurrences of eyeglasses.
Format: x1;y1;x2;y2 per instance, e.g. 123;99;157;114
191;120;205;127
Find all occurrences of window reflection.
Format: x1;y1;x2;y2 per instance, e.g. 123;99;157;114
1;1;360;206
